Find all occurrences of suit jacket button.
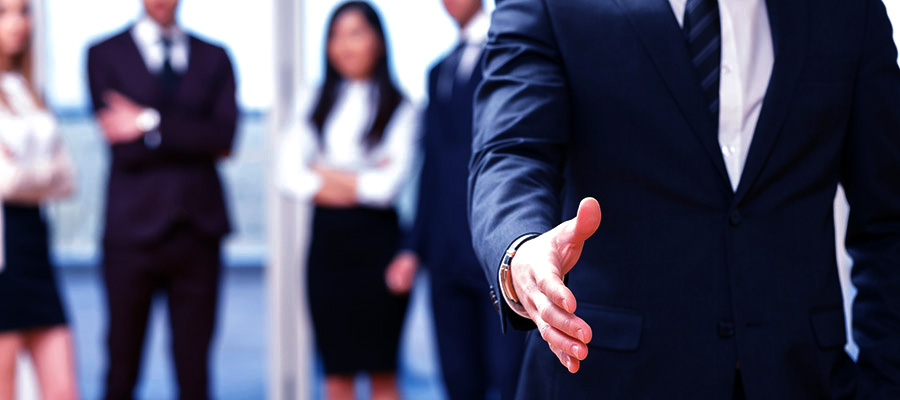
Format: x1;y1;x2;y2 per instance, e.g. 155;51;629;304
718;321;735;339
729;210;742;226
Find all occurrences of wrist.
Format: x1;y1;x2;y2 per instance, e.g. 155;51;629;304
135;108;162;149
498;233;541;319
135;108;161;133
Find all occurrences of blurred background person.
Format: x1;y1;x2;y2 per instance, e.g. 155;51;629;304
384;1;525;399
0;0;78;398
277;1;419;399
86;0;238;398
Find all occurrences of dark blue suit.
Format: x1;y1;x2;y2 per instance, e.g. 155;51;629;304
469;0;900;399
406;46;525;399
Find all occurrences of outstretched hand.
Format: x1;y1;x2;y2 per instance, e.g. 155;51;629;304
509;197;602;373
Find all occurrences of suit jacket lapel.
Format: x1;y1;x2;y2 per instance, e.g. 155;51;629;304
120;28;164;105
613;0;730;187
173;36;201;101
733;0;809;203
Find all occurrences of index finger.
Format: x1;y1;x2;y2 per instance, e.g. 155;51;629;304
534;266;577;314
532;291;593;345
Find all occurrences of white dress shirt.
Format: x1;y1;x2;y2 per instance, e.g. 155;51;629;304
277;82;420;209
130;16;189;147
669;0;774;191
438;10;491;100
0;72;74;272
457;9;491;82
131;16;190;75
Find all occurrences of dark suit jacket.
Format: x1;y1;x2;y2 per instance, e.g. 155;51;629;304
469;0;900;398
406;51;484;284
87;28;238;247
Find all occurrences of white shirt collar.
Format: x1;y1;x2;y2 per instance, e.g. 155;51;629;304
460;9;490;45
131;16;190;74
132;15;187;47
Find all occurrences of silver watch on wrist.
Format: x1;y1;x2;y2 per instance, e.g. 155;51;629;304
498;233;541;318
136;108;161;132
136;108;162;149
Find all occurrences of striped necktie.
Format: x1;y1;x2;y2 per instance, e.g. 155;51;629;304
683;0;722;120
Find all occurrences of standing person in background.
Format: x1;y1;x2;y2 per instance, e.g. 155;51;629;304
384;1;526;399
86;0;238;398
0;0;78;398
277;2;418;399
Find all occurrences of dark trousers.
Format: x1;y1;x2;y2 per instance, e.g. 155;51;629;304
431;268;527;400
102;223;221;400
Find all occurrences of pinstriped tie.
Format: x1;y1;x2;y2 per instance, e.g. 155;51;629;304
684;0;722;119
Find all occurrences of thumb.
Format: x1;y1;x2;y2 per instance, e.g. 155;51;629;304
555;197;602;247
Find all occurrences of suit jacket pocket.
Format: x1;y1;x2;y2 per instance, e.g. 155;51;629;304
579;303;643;352
809;307;847;349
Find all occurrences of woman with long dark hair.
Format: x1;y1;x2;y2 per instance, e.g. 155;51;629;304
277;2;419;399
0;0;78;398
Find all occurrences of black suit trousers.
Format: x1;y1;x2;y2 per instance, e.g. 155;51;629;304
102;222;221;400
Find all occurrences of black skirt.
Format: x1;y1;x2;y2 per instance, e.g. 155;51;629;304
307;206;408;375
0;204;67;332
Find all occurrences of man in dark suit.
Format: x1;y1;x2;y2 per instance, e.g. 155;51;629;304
385;1;525;399
86;0;237;398
469;0;900;398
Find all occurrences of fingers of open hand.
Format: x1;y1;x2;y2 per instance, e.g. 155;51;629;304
534;286;592;344
530;295;589;361
534;266;576;313
548;343;580;374
513;237;591;373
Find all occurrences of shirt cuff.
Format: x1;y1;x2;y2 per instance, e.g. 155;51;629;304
279;170;323;202
356;170;394;208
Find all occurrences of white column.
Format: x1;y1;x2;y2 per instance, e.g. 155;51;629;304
267;1;313;400
16;0;45;398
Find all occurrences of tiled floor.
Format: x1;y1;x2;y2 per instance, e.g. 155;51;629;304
57;267;446;400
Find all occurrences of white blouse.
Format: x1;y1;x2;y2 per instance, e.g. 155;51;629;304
278;81;420;209
0;72;74;272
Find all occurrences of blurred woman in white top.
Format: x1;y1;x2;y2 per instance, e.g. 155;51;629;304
0;0;78;398
277;1;419;399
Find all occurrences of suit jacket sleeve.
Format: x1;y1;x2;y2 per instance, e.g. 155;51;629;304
842;0;900;396
87;44;167;170
157;47;238;158
468;0;571;332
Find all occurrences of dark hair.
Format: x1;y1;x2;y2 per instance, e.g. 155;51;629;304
310;1;403;150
